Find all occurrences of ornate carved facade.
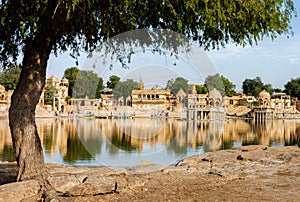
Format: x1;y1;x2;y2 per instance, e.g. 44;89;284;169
131;80;172;110
186;87;225;121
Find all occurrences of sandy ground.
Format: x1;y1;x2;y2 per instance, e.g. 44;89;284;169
1;145;300;201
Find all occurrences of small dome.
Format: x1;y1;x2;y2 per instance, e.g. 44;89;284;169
208;88;222;100
258;90;270;100
61;78;68;84
0;84;5;92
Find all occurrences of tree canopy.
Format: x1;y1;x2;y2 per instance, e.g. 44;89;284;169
242;77;263;97
0;65;21;90
167;77;189;94
95;77;104;99
73;70;103;99
113;79;139;100
196;84;208;94
205;73;224;95
0;0;295;68
221;75;236;97
204;73;236;96
63;67;79;97
242;77;274;97
107;75;121;89
64;68;104;99
284;77;300;99
43;83;56;105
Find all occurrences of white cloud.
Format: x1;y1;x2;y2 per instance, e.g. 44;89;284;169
289;58;300;64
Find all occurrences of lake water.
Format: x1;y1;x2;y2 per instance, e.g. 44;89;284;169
0;118;299;166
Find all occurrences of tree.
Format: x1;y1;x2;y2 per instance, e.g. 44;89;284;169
0;0;295;196
204;74;223;96
273;88;283;93
284;77;300;99
95;77;104;99
204;74;235;96
106;75;120;89
0;65;21;90
167;77;189;94
63;67;104;99
166;79;174;90
73;70;103;99
221;75;236;97
242;77;274;97
43;84;56;105
242;77;264;97
113;79;139;104
263;83;274;95
196;85;208;94
63;67;79;97
204;74;236;97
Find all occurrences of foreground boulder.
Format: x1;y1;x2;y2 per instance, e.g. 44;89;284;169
0;180;40;202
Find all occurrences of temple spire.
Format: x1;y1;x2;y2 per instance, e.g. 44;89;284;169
139;75;144;90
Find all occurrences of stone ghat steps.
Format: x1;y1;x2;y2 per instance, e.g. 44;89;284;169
35;105;55;118
226;106;251;116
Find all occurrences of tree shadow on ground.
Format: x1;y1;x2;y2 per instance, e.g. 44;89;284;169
0;162;17;185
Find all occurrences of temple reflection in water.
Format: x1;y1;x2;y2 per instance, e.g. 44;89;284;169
0;118;299;166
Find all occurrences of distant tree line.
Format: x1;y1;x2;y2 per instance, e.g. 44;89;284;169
284;78;300;100
166;74;236;97
242;77;274;97
1;66;299;100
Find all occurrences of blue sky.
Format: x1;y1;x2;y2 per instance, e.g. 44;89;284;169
47;2;300;91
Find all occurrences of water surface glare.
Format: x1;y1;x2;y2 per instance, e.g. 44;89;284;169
0;118;299;166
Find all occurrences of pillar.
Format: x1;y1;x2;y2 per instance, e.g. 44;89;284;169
53;96;56;111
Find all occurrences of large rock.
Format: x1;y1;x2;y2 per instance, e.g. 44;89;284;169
65;177;117;196
0;180;40;202
48;175;85;194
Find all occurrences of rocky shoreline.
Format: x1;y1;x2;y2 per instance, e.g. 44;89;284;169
1;145;300;201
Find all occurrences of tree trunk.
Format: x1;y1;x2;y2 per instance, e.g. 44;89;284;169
9;36;53;182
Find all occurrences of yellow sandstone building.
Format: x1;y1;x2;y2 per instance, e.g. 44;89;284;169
0;84;13;118
131;80;172;110
41;76;69;112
